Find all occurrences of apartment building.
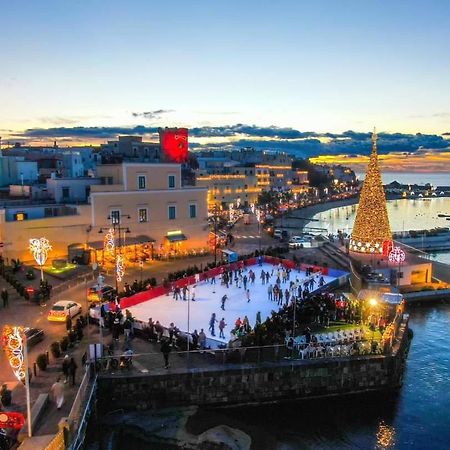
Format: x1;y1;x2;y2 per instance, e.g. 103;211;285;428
0;163;208;263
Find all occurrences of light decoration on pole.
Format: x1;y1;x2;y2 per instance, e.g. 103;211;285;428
349;128;392;254
2;325;26;384
29;237;52;280
388;247;406;264
116;254;125;282
104;227;115;256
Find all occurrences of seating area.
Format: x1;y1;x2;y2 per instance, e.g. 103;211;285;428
285;327;382;359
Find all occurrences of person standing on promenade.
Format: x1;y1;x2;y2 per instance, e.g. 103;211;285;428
198;329;207;351
246;289;251;303
62;355;70;383
1;288;8;307
161;338;172;369
68;358;77;386
51;378;64;410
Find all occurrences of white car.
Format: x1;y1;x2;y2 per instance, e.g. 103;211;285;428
48;300;82;322
289;236;312;249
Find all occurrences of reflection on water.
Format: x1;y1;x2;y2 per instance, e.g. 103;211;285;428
187;304;450;450
311;198;450;235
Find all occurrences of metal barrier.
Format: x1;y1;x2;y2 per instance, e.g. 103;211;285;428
66;365;97;450
52;272;95;297
93;339;389;376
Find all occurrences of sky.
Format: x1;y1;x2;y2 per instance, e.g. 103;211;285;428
1;0;450;158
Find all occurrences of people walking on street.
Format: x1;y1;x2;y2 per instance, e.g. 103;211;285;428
65;315;72;333
256;311;262;326
198;329;207;350
246;289;251;303
268;284;273;301
191;285;196;301
68;357;77;386
161;339;172;369
221;294;227;311
209;313;217;336
260;270;266;285
1;288;8;307
219;318;227;339
51;378;64;410
243;275;248;290
62;355;70;383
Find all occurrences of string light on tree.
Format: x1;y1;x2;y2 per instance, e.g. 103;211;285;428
104;228;115;256
350;128;392;254
116;254;125;282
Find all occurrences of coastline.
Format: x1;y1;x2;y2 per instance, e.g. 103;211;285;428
275;196;360;232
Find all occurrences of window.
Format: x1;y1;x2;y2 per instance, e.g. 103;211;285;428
62;187;70;199
168;174;176;189
110;210;120;224
137;175;146;190
138;208;148;223
168;205;176;220
189;204;197;218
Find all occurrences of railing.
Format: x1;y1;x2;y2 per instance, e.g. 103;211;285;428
52;272;95;297
93;339;388;376
66;364;97;450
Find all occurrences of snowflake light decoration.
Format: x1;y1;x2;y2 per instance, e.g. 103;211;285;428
2;325;26;384
116;254;125;282
29;238;52;266
388;247;406;264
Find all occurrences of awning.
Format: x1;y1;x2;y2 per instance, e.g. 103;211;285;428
166;232;187;243
125;235;155;245
87;241;104;250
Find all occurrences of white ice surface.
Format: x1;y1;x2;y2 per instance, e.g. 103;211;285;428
128;263;336;344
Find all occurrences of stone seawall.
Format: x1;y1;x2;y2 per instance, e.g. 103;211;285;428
97;321;411;414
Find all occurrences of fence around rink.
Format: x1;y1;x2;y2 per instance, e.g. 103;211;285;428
115;255;345;310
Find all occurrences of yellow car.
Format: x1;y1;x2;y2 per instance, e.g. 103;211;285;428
48;300;82;322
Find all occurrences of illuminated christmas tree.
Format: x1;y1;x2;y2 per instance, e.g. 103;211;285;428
350;128;392;254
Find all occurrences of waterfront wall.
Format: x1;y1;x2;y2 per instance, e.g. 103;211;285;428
97;321;411;413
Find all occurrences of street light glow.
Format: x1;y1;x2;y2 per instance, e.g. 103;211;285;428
369;298;378;307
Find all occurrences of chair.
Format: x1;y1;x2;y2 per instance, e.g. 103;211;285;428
307;345;316;359
299;346;309;359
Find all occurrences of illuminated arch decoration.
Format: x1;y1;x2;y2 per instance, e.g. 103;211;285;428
388;247;406;264
29;238;52;266
116;254;125;282
104;228;115;256
2;325;26;384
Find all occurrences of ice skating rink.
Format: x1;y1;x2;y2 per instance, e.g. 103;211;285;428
129;263;336;343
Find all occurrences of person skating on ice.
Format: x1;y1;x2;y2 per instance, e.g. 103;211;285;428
209;313;218;336
221;294;227;311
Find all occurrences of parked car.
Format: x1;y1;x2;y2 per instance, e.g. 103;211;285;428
24;327;44;348
87;285;115;302
289;236;312;249
273;229;283;239
48;300;82;322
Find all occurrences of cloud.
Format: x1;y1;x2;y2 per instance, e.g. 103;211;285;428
409;112;450;119
13;123;450;156
19;126;160;139
131;109;174;120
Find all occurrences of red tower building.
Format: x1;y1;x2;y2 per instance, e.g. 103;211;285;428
159;127;188;163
